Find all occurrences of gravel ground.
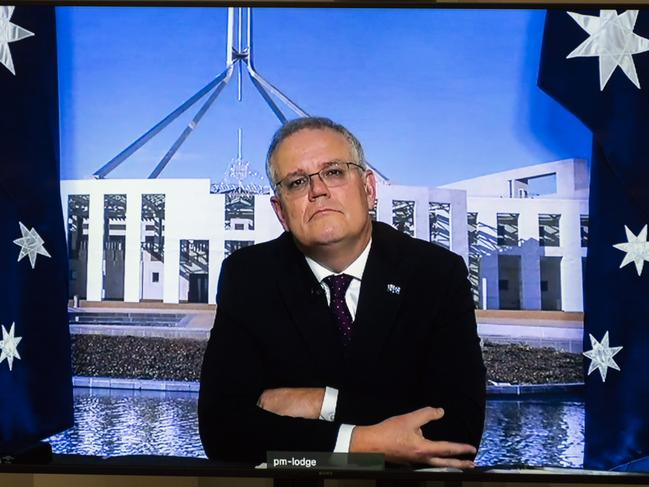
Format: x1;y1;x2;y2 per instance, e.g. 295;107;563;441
482;341;583;384
71;335;584;384
72;335;206;381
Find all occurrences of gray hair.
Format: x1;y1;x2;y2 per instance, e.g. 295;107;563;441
265;117;367;191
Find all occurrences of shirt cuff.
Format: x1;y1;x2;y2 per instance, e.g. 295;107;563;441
319;386;338;422
334;424;355;453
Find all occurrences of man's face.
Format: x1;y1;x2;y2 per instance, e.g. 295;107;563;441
270;128;376;253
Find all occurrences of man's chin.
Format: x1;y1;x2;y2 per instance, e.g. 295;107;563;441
311;232;347;247
303;227;347;248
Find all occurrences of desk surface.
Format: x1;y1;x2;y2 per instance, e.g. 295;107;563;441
1;455;649;485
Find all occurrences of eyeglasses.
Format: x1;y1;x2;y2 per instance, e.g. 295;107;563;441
274;161;365;197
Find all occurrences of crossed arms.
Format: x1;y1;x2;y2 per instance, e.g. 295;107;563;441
198;254;486;465
258;387;477;467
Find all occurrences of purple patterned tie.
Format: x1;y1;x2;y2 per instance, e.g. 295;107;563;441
323;274;354;345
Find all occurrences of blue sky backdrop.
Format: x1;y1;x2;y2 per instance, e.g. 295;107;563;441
56;7;592;187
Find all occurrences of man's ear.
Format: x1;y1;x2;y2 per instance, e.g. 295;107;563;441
364;170;377;210
270;194;289;231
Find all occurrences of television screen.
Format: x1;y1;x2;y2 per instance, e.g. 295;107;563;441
3;2;648;474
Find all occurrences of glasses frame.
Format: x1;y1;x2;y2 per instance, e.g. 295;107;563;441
274;161;366;196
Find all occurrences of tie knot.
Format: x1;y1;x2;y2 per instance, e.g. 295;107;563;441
323;274;353;298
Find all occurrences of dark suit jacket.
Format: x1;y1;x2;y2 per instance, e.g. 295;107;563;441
198;221;486;463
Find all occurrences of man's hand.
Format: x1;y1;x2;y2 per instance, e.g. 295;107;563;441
350;407;476;468
257;387;325;419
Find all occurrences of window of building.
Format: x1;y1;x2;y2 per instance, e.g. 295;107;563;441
511;173;557;198
497;213;519;246
540;256;562;310
539;214;561;247
225;240;254;258
580;215;589;247
103;194;127;301
152;272;159;283
141;194;165;263
392;200;415;236
179;240;210;303
498;255;522;309
429;202;451;249
225;193;255;230
466;212;481;307
67;195;90;299
467;213;478;247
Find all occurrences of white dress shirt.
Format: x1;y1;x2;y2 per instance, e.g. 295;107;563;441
304;240;372;453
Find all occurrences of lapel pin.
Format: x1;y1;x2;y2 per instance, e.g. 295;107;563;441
387;284;401;295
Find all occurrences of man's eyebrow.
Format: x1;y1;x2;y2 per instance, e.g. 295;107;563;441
281;168;307;179
281;160;348;178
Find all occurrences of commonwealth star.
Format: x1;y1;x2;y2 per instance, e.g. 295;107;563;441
0;6;35;76
583;331;623;382
0;322;22;372
566;10;649;90
13;221;51;269
613;225;649;276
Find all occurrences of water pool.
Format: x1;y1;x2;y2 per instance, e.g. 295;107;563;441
48;388;584;467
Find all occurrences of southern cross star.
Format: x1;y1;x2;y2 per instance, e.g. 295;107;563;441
0;6;35;76
566;10;649;90
583;331;623;382
13;221;51;269
613;224;649;276
0;322;22;372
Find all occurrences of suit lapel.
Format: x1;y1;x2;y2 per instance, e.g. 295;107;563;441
275;233;345;378
348;222;409;365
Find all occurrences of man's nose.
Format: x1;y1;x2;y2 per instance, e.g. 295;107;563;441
308;173;330;200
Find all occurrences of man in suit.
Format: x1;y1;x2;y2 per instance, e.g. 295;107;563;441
199;117;486;466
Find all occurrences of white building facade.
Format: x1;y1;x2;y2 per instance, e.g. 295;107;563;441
60;158;588;311
443;158;589;312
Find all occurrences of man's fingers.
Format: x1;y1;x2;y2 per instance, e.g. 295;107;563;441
257;389;270;408
257;388;284;410
426;457;475;469
408;406;445;426
419;440;476;458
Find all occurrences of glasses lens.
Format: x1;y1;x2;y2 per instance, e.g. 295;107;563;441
279;162;358;196
320;163;349;187
284;175;309;194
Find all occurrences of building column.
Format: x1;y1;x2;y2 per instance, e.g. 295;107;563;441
123;192;142;303
208;243;223;305
519;207;541;310
414;193;428;241
478;211;499;309
86;190;104;302
450;194;469;264
560;208;584;312
163;237;180;304
521;253;541;310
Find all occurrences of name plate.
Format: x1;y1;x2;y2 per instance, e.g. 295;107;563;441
267;451;384;470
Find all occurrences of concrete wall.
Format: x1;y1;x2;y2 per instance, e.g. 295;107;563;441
60;180;284;305
60;159;588;311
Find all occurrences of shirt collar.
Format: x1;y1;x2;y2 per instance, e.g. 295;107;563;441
305;239;372;283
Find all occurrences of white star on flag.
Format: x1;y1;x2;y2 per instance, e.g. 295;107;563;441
0;6;35;76
0;322;22;372
613;224;649;276
13;221;51;269
566;10;649;90
583;331;623;382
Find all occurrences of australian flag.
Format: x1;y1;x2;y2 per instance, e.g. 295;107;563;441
539;9;649;471
0;6;73;455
